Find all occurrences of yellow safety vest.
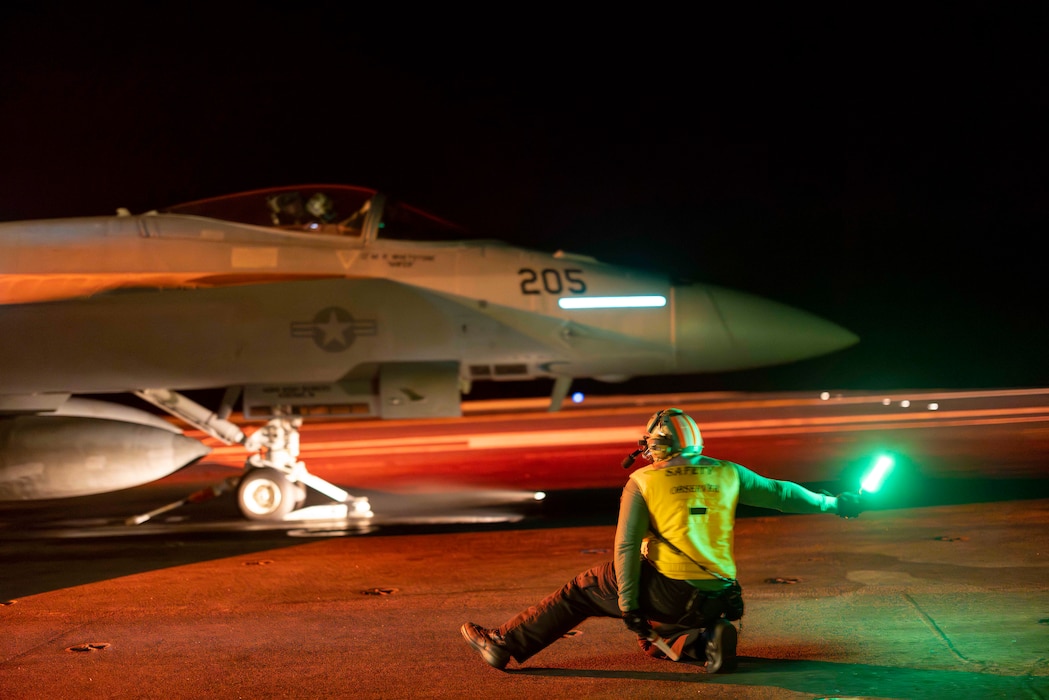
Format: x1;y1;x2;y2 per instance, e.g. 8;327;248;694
629;454;740;581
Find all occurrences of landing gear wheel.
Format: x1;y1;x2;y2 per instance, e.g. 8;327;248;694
237;468;307;521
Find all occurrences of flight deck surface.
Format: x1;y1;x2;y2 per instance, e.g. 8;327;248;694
2;502;1047;699
2;390;1048;699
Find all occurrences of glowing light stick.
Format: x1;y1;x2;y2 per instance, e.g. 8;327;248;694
860;454;895;494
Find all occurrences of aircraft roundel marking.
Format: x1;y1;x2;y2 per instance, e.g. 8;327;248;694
291;307;377;352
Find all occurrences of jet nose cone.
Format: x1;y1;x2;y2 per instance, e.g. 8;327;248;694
672;284;857;372
706;285;858;367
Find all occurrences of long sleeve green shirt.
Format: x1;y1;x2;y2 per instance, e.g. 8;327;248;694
614;458;839;613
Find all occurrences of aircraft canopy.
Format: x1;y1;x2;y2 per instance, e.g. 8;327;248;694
160;185;467;240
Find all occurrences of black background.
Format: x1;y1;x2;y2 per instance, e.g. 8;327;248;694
3;4;1045;396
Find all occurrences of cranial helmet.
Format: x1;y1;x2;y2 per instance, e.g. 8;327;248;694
307;192;337;221
642;408;703;461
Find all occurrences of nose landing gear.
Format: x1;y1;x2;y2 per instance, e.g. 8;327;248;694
128;390;373;525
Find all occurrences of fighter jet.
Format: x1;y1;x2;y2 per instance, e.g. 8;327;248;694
0;185;857;521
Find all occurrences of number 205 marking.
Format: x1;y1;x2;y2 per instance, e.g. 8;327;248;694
519;268;587;295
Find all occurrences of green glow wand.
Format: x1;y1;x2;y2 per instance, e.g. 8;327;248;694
860;454;895;494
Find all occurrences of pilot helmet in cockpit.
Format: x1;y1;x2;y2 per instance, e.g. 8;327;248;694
267;192;306;226
306;192;338;223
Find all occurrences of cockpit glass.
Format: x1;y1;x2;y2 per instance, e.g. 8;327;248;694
160;185;468;240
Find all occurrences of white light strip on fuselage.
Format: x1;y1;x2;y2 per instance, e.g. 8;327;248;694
558;295;667;309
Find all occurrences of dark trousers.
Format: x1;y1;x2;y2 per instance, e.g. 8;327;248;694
498;559;724;662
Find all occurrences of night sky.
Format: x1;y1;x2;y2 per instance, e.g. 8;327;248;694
2;5;1046;396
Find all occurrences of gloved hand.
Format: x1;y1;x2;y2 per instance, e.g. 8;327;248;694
836;491;863;519
622;610;652;636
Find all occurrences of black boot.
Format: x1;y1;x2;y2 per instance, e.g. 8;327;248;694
461;622;511;670
703;620;737;673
